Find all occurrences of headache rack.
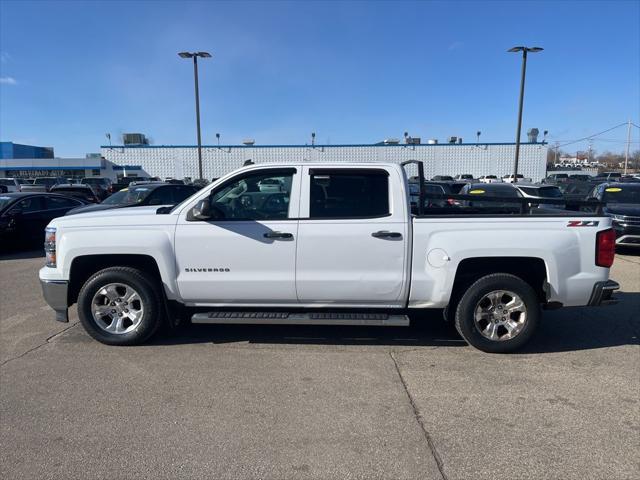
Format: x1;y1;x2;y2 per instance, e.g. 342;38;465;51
401;160;606;216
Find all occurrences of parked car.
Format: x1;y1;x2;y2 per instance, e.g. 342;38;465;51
542;173;569;185
454;174;474;182
591;172;623;183
459;183;523;212
502;174;532;184
39;161;618;353
0;178;22;193
568;174;592;182
81;177;114;200
0;192;86;249
431;175;454;181
50;184;101;203
20;177;64;192
258;178;285;193
586;183;640;248
560;181;595;211
513;184;566;210
478;175;502;184
111;177;149;193
408;181;457;210
65;183;200;215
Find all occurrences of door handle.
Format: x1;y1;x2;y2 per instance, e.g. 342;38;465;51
371;230;402;239
263;231;293;239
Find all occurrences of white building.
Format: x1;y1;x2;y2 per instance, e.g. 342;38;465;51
100;142;548;181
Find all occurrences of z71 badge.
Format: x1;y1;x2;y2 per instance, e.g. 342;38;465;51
567;220;599;227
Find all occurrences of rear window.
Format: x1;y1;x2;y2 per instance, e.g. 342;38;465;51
467;186;520;198
602;186;640;203
0;179;15;186
309;169;389;218
519;186;563;198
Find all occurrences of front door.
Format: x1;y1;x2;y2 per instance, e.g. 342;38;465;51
174;167;300;306
295;166;409;307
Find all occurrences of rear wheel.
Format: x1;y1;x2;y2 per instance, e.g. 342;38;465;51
454;273;540;353
77;267;163;345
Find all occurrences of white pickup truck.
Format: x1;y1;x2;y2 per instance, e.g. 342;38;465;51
39;161;619;352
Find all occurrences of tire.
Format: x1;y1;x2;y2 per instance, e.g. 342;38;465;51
77;267;163;345
454;273;540;353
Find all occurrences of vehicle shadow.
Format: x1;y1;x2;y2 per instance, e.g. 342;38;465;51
518;291;639;354
152;293;639;352
0;249;44;260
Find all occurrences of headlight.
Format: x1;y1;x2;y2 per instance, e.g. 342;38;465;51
44;227;56;267
610;214;626;222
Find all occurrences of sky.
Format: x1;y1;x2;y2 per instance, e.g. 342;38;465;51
0;0;639;157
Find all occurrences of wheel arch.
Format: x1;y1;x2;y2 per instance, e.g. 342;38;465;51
446;256;549;318
68;254;162;306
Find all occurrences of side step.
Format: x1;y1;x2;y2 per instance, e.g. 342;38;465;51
191;311;410;327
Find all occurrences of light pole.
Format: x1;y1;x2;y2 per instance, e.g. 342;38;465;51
178;51;211;179
508;46;543;183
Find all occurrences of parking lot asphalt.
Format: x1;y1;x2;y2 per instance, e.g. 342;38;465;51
1;251;638;479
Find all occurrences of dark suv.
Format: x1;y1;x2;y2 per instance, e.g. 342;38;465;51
587;183;640;248
66;183;199;215
81;177;113;200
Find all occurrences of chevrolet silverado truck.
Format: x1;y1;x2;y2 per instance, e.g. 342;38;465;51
39;161;619;352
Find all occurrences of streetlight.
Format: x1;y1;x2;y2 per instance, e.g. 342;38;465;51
178;51;212;179
508;46;543;183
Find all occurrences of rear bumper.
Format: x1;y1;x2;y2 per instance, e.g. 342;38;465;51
587;280;620;306
40;279;69;322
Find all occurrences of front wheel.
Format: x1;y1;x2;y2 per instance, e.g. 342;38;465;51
454;273;540;353
77;267;163;345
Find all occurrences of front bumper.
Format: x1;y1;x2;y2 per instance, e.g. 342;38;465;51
40;279;69;322
587;280;620;306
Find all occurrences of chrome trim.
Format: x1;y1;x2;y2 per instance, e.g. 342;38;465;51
40;279;69;322
616;235;640;246
588;280;620;306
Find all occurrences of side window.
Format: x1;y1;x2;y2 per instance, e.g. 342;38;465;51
47;196;80;209
210;169;294;220
147;187;175;205
16;196;45;213
309;169;389;219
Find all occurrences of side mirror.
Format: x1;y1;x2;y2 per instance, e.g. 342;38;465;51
187;198;224;221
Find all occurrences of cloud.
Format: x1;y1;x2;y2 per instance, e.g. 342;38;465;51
0;76;17;85
448;41;463;51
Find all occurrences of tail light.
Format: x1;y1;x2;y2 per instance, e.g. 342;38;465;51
595;228;615;268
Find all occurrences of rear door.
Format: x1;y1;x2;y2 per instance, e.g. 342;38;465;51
295;166;409;307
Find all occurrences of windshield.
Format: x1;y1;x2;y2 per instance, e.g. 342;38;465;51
0;179;15;186
0;195;14;210
603;186;640;203
102;186;153;205
562;183;593;195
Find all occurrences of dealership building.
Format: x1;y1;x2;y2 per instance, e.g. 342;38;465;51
0;140;548;181
99;141;548;181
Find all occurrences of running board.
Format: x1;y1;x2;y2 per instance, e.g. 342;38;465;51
191;311;410;326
